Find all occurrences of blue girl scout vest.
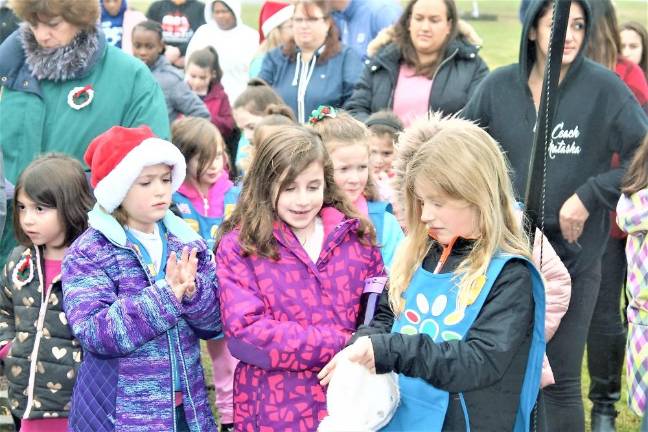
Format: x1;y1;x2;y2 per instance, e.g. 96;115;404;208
383;254;545;432
173;186;239;249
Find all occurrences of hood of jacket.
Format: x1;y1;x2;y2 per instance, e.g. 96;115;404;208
203;0;242;29
518;0;592;81
87;203;203;249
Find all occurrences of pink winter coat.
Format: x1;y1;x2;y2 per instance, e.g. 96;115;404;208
215;207;386;431
532;228;572;387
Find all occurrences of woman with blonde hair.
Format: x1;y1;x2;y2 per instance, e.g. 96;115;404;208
319;114;545;431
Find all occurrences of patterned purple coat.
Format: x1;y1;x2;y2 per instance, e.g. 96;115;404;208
215;207;386;431
62;206;220;431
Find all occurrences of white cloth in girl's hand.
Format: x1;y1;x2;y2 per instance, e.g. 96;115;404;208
319;356;399;432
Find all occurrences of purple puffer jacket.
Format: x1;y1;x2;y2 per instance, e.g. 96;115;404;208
62;207;220;431
215;207;386;431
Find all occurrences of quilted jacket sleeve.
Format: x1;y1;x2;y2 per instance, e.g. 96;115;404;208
62;246;183;357
181;250;222;339
532;228;571;341
215;234;351;372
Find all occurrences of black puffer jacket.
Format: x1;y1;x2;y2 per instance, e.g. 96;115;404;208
0;246;81;419
352;239;536;431
344;39;489;122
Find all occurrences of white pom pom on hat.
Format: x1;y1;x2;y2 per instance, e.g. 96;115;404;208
84;125;186;213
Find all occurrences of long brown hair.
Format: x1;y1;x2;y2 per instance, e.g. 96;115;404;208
622;134;648;195
586;0;620;70
282;0;341;64
309;110;380;201
171;117;227;180
13;154;94;248
393;0;459;78
216;125;375;259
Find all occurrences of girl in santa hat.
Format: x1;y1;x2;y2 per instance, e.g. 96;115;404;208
61;125;221;432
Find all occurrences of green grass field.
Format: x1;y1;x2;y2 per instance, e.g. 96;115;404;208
134;1;648;430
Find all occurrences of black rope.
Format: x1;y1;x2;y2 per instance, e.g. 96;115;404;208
524;0;571;250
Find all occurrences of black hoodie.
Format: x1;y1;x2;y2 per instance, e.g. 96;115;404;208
463;0;648;274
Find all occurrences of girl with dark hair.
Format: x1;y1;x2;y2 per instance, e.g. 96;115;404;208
186;46;236;140
344;0;488;125
0;154;94;432
258;0;363;123
132;20;210;124
621;21;648;82
463;1;648;430
215;125;385;431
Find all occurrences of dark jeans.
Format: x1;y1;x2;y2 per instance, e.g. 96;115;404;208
542;261;602;432
176;405;190;432
587;236;627;411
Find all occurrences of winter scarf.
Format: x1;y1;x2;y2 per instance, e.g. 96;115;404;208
20;24;99;82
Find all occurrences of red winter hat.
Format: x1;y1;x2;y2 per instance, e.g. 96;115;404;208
84;125;186;212
258;1;293;43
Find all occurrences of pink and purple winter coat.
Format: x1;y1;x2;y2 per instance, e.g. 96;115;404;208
62;205;221;431
215;207;386;431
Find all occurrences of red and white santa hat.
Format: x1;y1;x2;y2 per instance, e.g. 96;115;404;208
84;125;186;213
258;1;294;42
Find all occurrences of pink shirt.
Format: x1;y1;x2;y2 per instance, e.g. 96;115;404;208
176;172;233;218
392;64;433;127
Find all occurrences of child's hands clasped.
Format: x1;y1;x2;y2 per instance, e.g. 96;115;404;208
318;336;376;386
165;247;198;302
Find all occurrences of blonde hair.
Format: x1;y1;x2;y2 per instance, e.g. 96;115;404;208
309;110;380;201
389;113;531;314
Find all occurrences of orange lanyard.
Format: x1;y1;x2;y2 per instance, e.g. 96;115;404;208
433;236;458;274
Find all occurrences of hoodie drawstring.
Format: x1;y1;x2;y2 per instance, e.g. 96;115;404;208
292;49;320;123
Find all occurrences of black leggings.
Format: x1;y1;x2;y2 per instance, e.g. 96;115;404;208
542;261;602;432
587;236;627;409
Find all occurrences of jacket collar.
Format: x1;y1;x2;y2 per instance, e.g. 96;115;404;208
0;27;107;97
87;204;202;247
372;38;480;75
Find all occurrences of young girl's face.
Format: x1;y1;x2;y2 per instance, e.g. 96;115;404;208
275;161;325;238
121;164;173;233
415;179;480;246
185;63;213;96
16;191;65;249
132;28;164;67
188;147;225;188
620;29;643;66
369;133;395;175
329;142;369;204
233;107;263;141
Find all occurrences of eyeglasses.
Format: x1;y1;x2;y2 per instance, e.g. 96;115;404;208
292;16;327;25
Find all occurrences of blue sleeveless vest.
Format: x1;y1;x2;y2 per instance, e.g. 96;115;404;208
173;186;239;249
382;254;545;431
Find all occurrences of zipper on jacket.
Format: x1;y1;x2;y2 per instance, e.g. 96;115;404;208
105;237;198;430
175;326;201;432
427;48;459;111
23;247;55;419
